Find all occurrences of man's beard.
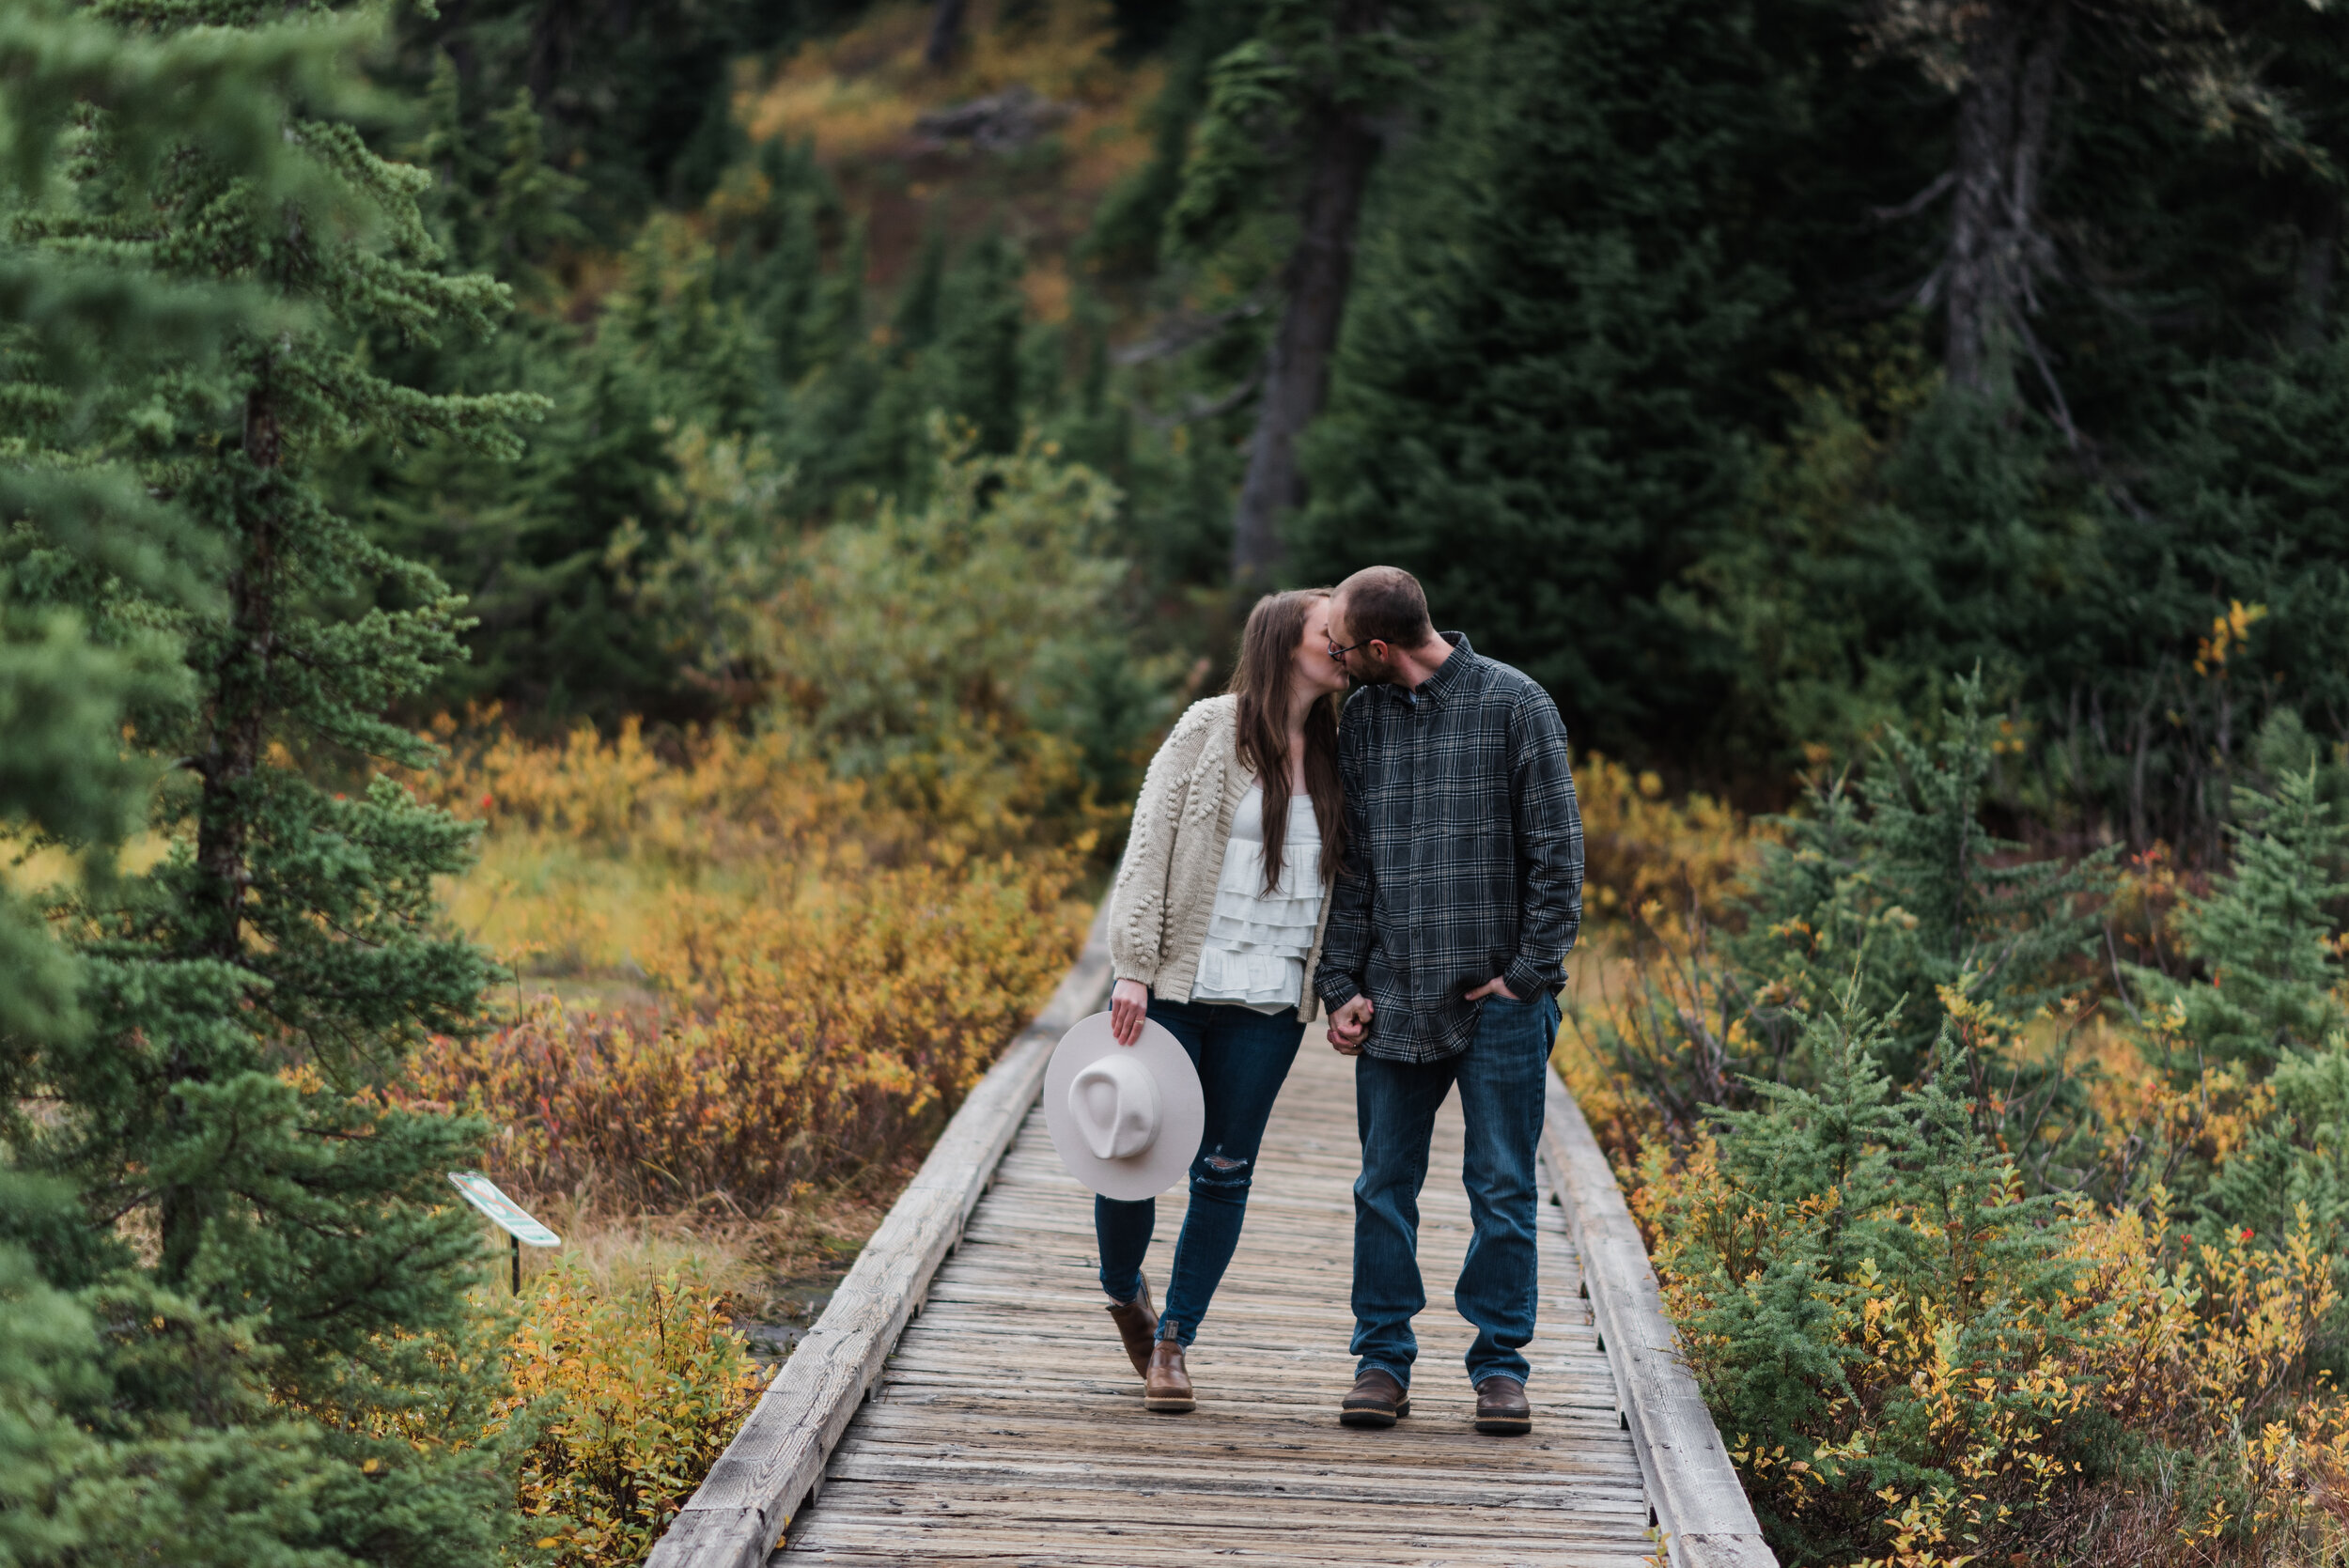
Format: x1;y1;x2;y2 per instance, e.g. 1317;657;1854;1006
1352;647;1404;686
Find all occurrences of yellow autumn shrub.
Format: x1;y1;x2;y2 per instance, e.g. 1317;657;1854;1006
1572;751;1758;925
1638;1115;2348;1567
500;1260;769;1568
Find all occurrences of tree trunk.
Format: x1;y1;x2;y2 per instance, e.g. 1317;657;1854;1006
2292;189;2341;353
1943;0;2066;400
1230;104;1378;589
163;383;280;1284
193;386;281;966
925;0;970;70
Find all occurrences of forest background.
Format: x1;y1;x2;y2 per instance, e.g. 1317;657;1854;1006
6;0;2349;1564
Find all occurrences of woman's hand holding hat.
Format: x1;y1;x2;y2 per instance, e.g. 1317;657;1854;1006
1045;1011;1206;1201
1109;978;1150;1046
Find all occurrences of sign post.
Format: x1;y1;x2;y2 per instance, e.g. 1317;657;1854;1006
446;1171;562;1294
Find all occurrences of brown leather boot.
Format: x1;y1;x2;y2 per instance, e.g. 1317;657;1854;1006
1143;1339;1194;1413
1104;1275;1158;1377
1474;1375;1532;1435
1339;1368;1411;1428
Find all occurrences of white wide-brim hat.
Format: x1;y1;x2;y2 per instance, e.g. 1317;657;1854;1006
1043;1012;1206;1202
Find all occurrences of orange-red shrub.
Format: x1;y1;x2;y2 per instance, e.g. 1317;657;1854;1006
405;856;1081;1209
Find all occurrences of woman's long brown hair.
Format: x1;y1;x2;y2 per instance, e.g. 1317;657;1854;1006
1227;589;1346;895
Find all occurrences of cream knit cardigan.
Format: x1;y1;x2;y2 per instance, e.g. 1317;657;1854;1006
1108;694;1334;1023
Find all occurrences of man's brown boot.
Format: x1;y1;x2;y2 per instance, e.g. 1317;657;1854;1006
1104;1276;1158;1377
1339;1368;1411;1428
1143;1339;1194;1413
1474;1375;1532;1436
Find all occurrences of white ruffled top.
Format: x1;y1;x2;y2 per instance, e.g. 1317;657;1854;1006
1191;783;1325;1013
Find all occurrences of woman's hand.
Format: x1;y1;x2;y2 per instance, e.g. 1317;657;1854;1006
1110;978;1150;1046
1326;995;1373;1055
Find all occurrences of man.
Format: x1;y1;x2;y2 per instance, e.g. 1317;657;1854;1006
1315;566;1583;1436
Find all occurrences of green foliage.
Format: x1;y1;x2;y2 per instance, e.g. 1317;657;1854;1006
1163;38;1299;261
363;103;1166;727
1641;1012;2088;1557
2195;1050;2349;1295
1693;336;2349;851
1165;0;1448;264
1293;0;1834;757
2;0;542;1559
1588;675;2113;1148
384;0;847;238
1083;0;1260;280
2136;767;2349;1073
770;423;1174;826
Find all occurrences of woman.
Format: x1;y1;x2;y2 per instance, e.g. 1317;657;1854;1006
1097;588;1351;1413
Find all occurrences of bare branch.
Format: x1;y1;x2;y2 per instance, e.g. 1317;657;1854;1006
1130;365;1267;431
1111;293;1269;366
1871;170;1957;224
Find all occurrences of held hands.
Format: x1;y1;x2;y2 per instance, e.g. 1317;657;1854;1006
1328;979;1514;1057
1110;978;1151;1046
1326;995;1373;1056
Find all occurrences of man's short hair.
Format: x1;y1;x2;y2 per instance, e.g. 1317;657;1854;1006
1336;566;1435;649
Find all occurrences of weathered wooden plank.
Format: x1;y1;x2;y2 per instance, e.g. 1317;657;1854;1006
643;905;1115;1568
1540;1066;1774;1568
830;1418;1649;1477
785;1544;1654;1568
820;1454;1651;1507
803;1492;1650;1523
792;1517;1657;1557
779;1517;1656;1567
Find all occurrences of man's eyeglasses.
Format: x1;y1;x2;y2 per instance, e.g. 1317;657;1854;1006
1327;638;1374;662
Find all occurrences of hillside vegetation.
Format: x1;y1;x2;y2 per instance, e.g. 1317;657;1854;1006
6;1;2349;1566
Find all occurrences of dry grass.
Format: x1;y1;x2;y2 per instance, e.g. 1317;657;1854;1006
501;1185;893;1327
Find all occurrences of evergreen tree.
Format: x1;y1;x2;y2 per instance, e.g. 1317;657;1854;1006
1586;677;2114;1178
1718;676;2115;1130
1856;675;2116;1075
933;233;1029;456
2195;1050;2349;1283
1652;1006;2083;1559
1293;0;1898;759
3;0;538;1558
350;67;685;725
385;0;841;238
1083;0;1262;282
2136;766;2349;1073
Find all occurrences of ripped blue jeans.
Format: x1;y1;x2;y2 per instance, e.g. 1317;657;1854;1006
1095;996;1303;1345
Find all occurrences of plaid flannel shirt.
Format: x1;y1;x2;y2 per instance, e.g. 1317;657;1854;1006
1312;633;1584;1063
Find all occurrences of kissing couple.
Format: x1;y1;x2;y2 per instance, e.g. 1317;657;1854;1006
1092;564;1584;1436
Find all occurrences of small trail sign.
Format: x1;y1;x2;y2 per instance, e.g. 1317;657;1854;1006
447;1171;560;1292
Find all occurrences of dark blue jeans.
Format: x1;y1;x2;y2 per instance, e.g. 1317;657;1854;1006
1096;996;1303;1345
1350;990;1559;1389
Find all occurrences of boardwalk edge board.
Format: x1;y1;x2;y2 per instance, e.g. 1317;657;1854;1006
645;903;1116;1568
1539;1066;1779;1568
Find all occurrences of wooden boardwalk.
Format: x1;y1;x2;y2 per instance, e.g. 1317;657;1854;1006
647;912;1771;1568
779;1028;1656;1567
